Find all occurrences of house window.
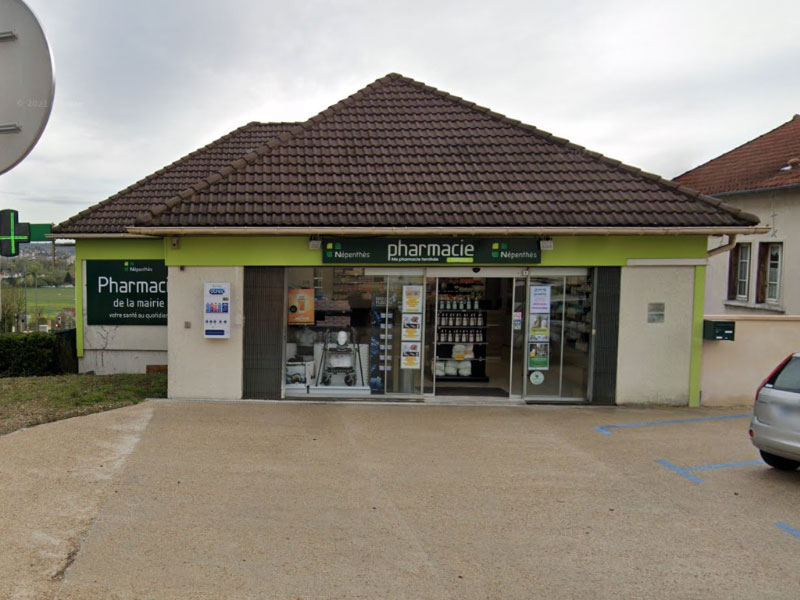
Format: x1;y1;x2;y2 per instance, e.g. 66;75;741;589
756;242;783;304
728;243;751;301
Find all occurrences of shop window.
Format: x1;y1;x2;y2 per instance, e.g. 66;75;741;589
727;243;750;301
756;242;783;304
285;268;424;397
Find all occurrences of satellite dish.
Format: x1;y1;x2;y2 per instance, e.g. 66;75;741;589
0;0;55;175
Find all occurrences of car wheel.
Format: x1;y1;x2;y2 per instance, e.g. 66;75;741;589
760;450;800;471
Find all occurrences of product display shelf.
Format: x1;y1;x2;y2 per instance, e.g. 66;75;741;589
434;278;490;382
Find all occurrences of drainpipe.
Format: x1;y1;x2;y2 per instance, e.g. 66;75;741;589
707;234;737;258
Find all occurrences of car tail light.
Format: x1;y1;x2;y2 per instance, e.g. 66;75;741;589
756;353;794;403
749;429;754;439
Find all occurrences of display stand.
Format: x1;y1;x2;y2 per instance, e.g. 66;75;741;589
434;279;490;383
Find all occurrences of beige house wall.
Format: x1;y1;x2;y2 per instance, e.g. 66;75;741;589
167;266;244;400
701;315;800;406
705;188;799;315
616;266;695;405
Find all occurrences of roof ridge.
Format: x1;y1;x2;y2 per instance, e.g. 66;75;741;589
673;114;800;181
388;74;760;225
54;122;297;231
134;75;399;226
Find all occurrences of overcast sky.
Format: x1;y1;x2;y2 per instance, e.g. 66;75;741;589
2;0;800;226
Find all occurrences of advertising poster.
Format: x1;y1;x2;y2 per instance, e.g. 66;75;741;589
402;284;423;313
529;314;550;341
86;260;167;325
528;342;549;370
401;342;421;369
401;313;422;341
288;288;315;324
529;285;551;313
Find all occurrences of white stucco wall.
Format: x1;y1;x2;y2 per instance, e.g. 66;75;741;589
701;315;800;406
167;266;244;400
79;349;167;374
705;188;799;315
616;266;695;405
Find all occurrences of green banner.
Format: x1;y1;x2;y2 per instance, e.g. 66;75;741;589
322;237;541;264
86;260;167;325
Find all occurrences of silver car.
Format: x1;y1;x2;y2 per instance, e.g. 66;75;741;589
750;352;800;471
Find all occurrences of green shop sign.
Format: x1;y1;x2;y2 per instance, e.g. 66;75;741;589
321;237;541;264
86;260;167;325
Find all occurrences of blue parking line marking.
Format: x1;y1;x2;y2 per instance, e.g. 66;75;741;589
776;522;800;540
657;458;764;483
595;414;751;435
656;459;704;483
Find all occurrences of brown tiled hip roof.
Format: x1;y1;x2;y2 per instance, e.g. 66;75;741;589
55;74;759;234
53;122;298;234
674;115;800;195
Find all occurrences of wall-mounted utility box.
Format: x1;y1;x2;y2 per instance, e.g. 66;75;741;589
702;320;735;341
203;281;231;339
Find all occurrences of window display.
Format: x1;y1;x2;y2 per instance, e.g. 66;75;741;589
285;268;424;397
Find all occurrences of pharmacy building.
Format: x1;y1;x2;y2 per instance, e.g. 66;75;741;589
52;73;763;405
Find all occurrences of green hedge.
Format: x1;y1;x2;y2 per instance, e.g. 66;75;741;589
0;332;60;377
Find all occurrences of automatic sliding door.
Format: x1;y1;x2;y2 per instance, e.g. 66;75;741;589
523;271;592;401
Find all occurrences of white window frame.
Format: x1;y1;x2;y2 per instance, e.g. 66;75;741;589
766;242;782;304
736;243;751;301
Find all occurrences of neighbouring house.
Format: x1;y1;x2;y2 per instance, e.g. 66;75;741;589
52;73;764;405
675;115;800;315
674;115;800;405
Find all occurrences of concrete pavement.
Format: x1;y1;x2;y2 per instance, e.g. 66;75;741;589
1;401;799;599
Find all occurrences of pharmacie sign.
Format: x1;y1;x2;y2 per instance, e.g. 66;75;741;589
322;237;541;264
86;260;167;325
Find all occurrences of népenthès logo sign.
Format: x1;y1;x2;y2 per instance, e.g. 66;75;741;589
86;260;167;325
321;237;541;264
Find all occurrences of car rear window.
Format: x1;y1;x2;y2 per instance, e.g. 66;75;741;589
770;356;800;393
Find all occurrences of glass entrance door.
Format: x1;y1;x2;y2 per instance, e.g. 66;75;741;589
519;271;593;401
429;277;515;397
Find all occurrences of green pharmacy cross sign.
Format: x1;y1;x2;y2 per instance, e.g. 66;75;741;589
0;209;31;257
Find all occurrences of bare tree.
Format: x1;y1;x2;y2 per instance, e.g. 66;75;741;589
0;286;25;333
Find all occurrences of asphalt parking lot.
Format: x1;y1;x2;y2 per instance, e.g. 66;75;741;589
2;400;799;599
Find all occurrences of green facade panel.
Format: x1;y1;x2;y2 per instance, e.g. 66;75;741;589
162;235;708;267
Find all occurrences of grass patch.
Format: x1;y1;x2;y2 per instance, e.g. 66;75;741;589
0;373;167;435
23;286;75;319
